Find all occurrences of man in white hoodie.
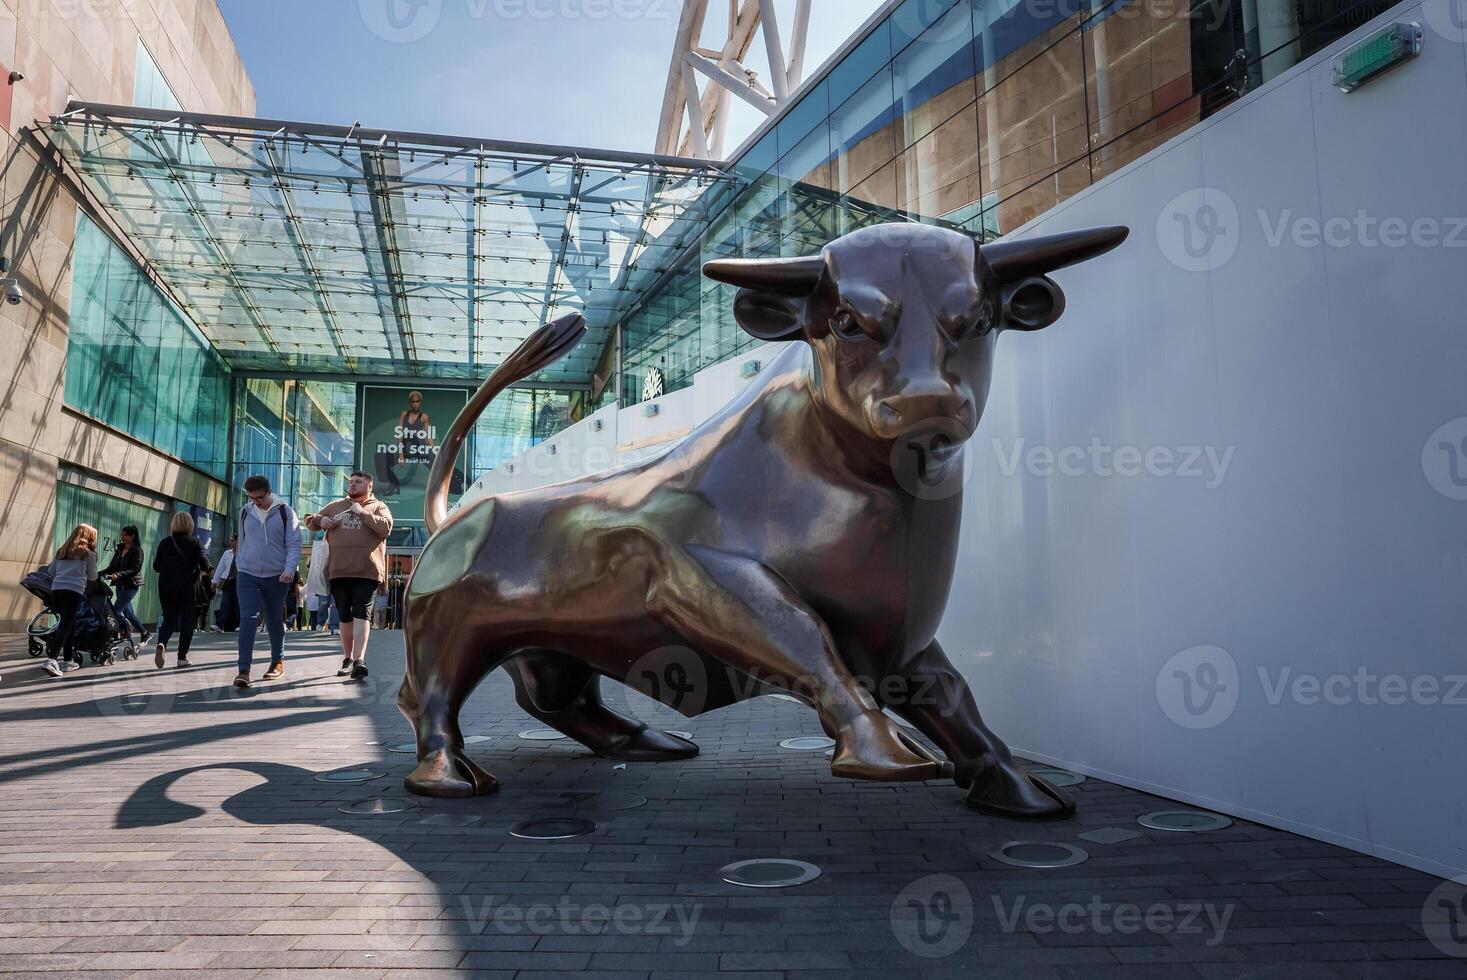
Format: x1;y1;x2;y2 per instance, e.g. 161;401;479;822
233;475;302;689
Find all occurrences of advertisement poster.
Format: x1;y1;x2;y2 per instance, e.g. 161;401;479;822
356;385;471;526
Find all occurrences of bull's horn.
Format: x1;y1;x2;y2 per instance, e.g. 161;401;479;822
702;254;825;297
981;226;1129;282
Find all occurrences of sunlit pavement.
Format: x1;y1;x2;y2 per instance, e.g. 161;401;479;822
0;630;1460;979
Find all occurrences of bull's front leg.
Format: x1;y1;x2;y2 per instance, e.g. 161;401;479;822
889;639;1074;818
651;544;951;782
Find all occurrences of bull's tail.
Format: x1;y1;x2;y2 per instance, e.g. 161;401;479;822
424;313;587;534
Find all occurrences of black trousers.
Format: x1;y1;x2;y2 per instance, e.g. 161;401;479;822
49;589;84;662
158;597;197;659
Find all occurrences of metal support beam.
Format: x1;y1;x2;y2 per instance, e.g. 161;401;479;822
470;151;485;369
686;52;777;115
681;69;712;160
756;0;789;101
545;161;584;313
788;0;813;90
361;144;420;368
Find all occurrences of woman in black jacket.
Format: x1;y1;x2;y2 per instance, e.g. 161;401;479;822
101;525;149;644
152;511;210;670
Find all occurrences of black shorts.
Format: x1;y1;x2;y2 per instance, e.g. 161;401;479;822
329;577;378;623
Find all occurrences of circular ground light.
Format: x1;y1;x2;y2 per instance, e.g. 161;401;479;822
1031;767;1086;787
519;729;568;741
386;742;416;754
987;841;1089;869
720;858;822;888
1138;810;1233;833
464;735;493;744
667;731;694;739
338;797;418;815
779;736;835;751
314;769;385;784
509;816;597;840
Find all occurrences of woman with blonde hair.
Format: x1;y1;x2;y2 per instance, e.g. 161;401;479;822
42;523;99;676
151;510;210;669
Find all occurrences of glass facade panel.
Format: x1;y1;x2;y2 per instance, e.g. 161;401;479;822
831;67;899;196
978;30;1091;233
65;215;232;479
893;0;979;149
134;40;183;112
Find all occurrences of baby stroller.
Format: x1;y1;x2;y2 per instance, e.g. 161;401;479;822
22;568;139;666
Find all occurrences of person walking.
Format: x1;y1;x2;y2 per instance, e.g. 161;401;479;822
305;471;392;681
101;525;149;645
151;511;210;668
305;534;332;631
285;570;305;630
233;475;302;689
210;534;238;632
42;524;99;677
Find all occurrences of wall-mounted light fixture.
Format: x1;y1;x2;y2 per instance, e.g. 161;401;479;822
739;360;762;379
641;402;660;418
0;257;22;306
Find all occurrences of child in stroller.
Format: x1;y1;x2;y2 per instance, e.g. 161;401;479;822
22;571;140;667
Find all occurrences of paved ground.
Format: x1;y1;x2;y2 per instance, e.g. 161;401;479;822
0;629;1462;979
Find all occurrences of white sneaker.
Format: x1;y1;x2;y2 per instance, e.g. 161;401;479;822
59;660;80;673
43;659;61;677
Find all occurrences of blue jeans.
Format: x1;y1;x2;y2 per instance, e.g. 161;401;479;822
236;571;288;674
113;585;146;637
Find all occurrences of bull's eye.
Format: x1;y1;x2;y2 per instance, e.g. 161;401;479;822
831;309;864;340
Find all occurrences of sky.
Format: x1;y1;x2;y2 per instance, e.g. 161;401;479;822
216;0;885;157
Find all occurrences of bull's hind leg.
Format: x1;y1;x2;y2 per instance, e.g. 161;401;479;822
503;651;698;761
398;612;502;799
889;639;1073;819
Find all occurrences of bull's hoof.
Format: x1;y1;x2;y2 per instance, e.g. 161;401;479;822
404;748;500;799
830;711;954;782
965;761;1074;819
591;726;699;762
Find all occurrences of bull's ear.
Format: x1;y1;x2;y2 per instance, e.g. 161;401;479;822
1001;276;1066;332
732;289;805;341
703;254;825;343
980;225;1126;332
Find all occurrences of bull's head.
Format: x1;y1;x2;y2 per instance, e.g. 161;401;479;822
703;223;1127;452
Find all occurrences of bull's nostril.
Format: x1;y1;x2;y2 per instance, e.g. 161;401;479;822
878;402;901;426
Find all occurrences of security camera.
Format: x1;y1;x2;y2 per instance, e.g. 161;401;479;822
4;282;22;306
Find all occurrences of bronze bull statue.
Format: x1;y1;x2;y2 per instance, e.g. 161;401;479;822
399;221;1127;819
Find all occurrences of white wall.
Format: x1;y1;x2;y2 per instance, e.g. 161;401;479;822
457;6;1464;877
939;3;1467;877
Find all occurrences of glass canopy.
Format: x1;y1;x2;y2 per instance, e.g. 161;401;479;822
48;102;739;384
